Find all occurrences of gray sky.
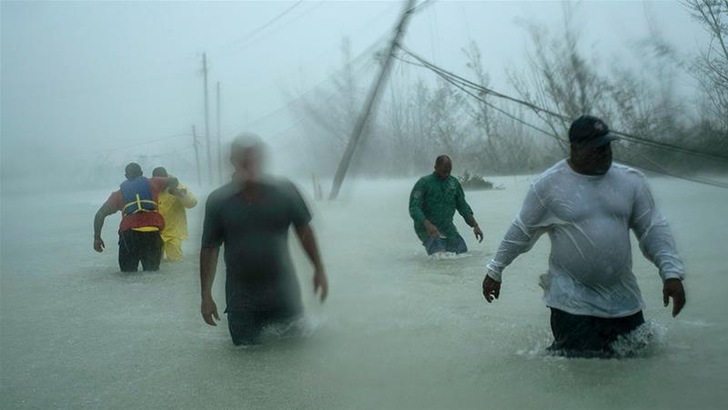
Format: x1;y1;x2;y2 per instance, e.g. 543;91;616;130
0;0;708;183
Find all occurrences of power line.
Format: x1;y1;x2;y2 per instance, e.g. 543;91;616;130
394;46;728;189
232;1;305;48
396;46;728;163
242;33;385;130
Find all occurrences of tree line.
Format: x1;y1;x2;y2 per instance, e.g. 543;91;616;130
293;1;728;180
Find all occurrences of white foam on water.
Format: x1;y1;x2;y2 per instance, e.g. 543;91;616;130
427;251;473;260
610;320;668;358
3;177;727;409
256;316;325;345
515;320;669;360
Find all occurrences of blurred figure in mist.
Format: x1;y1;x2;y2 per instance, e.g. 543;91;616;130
409;155;484;255
199;133;328;346
93;162;178;272
482;115;686;358
151;167;197;262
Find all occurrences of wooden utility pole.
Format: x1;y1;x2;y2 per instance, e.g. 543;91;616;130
202;53;212;186
192;125;202;186
329;0;417;200
216;81;223;184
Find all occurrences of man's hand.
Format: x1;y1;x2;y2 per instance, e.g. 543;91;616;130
313;268;328;303
201;296;220;326
93;237;105;253
423;220;440;238
482;275;501;303
663;278;686;317
473;226;484;243
170;187;187;197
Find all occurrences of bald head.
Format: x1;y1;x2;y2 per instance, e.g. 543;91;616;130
434;155;452;180
435;155;451;167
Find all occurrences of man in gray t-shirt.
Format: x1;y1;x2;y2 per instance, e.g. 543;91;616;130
482;115;686;357
200;134;328;345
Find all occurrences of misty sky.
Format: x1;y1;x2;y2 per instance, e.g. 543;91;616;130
1;1;708;183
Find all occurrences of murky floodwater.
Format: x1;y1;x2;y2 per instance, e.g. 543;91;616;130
2;175;727;409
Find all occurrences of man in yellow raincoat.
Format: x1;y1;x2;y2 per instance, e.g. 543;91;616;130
152;167;197;261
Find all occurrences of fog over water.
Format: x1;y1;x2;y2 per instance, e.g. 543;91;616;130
2;1;728;409
2;176;727;409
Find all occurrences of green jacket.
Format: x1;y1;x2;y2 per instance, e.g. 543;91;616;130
409;173;474;242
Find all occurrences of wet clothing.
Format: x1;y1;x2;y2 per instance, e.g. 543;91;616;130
104;177;171;233
201;178;311;318
548;308;645;357
120;177;157;215
227;308;300;346
105;176;171;272
157;182;197;261
118;230;163;272
487;160;685;318
161;236;184;262
423;236;467;255
409;173;474;252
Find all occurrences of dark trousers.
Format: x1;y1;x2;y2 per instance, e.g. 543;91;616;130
118;230;163;272
227;308;300;346
549;308;645;357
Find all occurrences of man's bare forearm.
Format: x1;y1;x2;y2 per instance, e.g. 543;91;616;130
296;224;323;270
93;205;111;238
200;247;220;298
464;214;479;228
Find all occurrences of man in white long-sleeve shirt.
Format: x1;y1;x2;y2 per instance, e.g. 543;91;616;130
482;115;686;357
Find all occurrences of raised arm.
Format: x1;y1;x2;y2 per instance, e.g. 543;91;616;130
295;224;328;302
174;184;198;209
165;177;179;190
630;175;686;316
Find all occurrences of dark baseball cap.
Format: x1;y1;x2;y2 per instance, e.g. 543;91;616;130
568;115;618;147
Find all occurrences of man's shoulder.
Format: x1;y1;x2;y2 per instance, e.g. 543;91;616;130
104;189;123;209
261;176;302;197
610;162;644;178
532;160;569;187
207;183;238;205
446;175;461;187
414;174;436;186
608;162;648;188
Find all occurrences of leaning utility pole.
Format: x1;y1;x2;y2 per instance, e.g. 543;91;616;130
202;53;213;186
216;81;223;185
329;0;417;200
192;125;202;186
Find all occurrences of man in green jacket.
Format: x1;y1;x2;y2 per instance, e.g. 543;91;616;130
409;155;483;255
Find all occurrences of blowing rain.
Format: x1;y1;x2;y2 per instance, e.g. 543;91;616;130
2;1;727;409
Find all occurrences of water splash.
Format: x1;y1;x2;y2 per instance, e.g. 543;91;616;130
427;252;473;260
258;316;324;344
516;320;668;359
610;320;667;358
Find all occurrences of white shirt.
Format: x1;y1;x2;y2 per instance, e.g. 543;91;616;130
487;160;685;318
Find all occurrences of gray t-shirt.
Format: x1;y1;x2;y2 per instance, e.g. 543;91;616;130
487;160;685;318
202;178;312;313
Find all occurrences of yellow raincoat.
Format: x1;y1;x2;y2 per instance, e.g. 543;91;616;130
157;182;197;261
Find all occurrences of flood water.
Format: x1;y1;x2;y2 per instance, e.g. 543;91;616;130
1;175;727;409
